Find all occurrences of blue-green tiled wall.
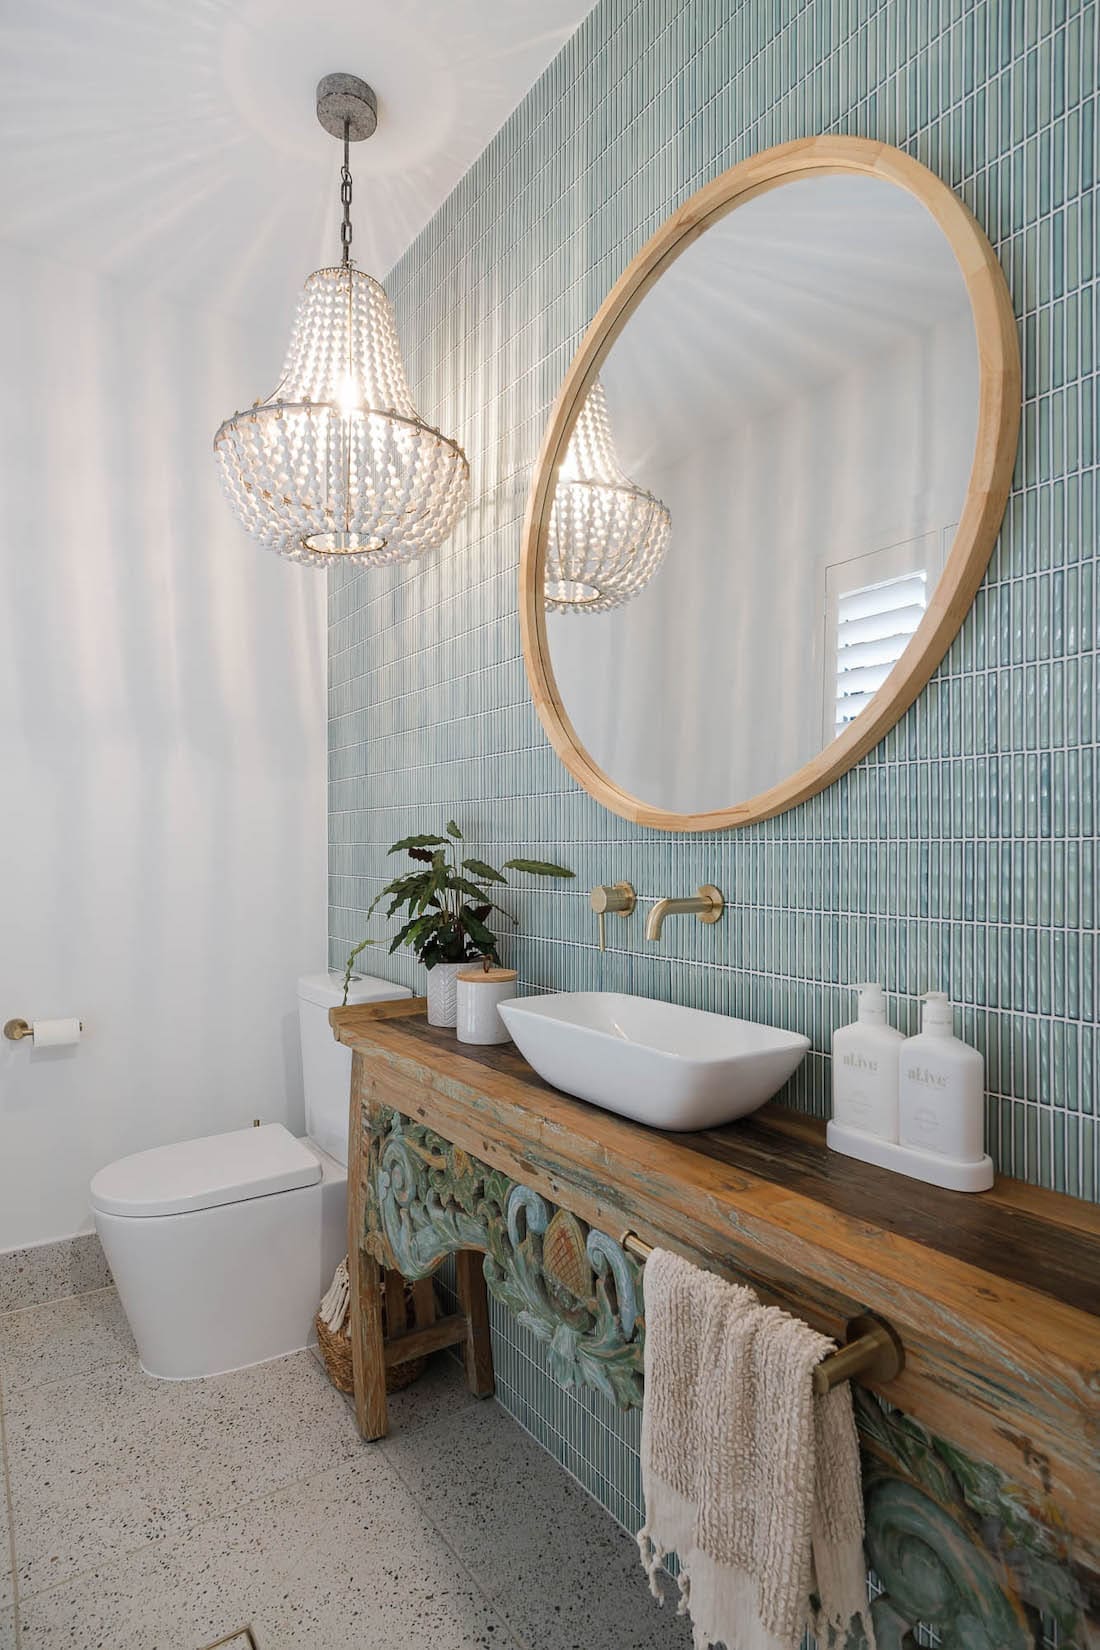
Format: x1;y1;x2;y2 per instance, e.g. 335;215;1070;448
329;0;1097;1553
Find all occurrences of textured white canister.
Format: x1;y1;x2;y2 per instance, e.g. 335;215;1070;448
456;966;518;1045
425;961;465;1028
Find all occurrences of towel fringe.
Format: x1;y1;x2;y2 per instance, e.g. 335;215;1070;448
319;1258;350;1333
637;1525;697;1619
636;1526;666;1603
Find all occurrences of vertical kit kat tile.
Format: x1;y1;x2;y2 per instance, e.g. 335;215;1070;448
323;0;1097;1531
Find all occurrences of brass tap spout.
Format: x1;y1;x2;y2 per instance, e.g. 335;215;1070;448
645;885;724;942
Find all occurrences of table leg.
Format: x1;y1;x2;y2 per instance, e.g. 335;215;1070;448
456;1249;495;1399
411;1276;436;1329
349;1240;389;1440
346;1053;389;1440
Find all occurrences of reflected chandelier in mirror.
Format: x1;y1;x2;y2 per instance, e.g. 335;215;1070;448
546;379;672;613
520;137;1020;831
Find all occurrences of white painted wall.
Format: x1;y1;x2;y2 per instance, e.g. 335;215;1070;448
0;244;328;1248
548;312;977;813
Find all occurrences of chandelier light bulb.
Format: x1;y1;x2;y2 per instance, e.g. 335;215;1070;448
545;379;671;614
337;371;362;419
213;74;469;571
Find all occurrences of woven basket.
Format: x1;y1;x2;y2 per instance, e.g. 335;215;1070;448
315;1272;427;1395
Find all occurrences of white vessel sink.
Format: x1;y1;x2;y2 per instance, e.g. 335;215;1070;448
497;991;809;1131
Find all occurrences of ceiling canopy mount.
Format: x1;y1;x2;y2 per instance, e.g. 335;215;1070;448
315;73;378;143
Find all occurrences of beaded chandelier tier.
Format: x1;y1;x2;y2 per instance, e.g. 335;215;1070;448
545;378;671;613
214;75;469;569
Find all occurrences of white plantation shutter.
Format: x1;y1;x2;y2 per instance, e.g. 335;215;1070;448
833;570;928;732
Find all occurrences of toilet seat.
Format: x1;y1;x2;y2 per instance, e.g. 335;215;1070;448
88;969;408;1379
89;1123;321;1219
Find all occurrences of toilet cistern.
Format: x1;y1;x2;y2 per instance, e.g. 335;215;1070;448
645;885;724;942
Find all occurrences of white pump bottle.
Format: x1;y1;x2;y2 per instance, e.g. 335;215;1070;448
830;984;904;1141
898;991;986;1164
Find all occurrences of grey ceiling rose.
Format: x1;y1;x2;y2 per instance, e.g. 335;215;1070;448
213;73;469;571
315;73;378;142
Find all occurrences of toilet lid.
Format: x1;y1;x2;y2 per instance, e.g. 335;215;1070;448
90;1124;321;1218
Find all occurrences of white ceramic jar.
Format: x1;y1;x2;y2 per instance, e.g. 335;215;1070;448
456;965;518;1044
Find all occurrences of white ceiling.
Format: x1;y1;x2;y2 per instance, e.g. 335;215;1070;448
602;174;975;471
0;0;594;332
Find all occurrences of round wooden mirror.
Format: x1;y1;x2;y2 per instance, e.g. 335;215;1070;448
519;136;1019;831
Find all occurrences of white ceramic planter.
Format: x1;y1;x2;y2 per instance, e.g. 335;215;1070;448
426;961;465;1028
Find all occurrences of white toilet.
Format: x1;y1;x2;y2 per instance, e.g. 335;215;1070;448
90;972;411;1379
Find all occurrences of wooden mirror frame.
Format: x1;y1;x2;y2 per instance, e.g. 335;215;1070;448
519;136;1020;832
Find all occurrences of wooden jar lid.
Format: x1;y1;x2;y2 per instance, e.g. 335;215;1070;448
457;965;518;983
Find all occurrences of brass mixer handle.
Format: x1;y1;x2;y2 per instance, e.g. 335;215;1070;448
589;884;637;951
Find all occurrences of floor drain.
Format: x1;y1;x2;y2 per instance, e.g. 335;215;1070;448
198;1632;258;1650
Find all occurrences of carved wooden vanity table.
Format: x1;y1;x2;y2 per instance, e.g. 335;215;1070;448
334;1000;1099;1643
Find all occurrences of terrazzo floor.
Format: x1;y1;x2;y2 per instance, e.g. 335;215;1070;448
0;1285;690;1649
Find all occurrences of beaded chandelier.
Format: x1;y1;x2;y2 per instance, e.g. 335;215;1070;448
214;75;468;570
545;379;671;613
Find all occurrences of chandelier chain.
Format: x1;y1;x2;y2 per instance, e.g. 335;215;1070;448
340;118;353;266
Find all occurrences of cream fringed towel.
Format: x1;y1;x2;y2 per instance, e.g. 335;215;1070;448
637;1249;875;1650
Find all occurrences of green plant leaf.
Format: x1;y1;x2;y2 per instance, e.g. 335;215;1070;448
445;820;463;839
388;834;447;854
449;874;505;902
422;920;471;967
388;914;433;955
373;870;432;905
462;912;499;953
503;859;575;878
407;846;435;863
340;937;378;1004
462;858;507;884
465;893;518;925
378;872;433;920
393;872;434;894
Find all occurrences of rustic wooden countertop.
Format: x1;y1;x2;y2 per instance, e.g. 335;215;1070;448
333;1003;1100;1569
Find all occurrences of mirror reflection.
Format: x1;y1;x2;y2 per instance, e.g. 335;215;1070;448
544;173;979;815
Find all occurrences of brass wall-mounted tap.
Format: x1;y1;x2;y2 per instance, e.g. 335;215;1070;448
590;883;636;951
645;885;724;942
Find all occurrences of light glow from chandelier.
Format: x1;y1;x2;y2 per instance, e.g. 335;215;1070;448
337;372;361;419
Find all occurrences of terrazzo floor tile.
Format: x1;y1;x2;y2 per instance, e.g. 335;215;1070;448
17;1452;521;1650
0;1478;11;1610
0;1605;13;1650
0;1287;134;1393
6;1348;362;1598
0;1236;111;1314
326;1345;485;1437
382;1396;692;1650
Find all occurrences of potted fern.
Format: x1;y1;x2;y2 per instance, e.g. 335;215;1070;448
344;820;573;1026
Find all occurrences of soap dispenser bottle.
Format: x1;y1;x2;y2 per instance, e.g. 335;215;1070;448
830;984;904;1140
898;992;987;1166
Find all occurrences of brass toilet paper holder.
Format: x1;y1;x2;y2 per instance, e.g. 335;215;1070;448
4;1018;84;1042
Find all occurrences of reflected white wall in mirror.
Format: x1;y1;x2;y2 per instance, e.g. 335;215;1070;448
544;173;979;816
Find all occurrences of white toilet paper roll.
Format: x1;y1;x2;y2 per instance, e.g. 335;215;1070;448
31;1017;82;1047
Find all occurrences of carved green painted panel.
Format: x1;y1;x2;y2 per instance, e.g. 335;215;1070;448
370;1109;643;1404
363;1108;1092;1649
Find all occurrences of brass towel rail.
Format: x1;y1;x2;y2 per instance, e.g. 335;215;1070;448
622;1232;904;1396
